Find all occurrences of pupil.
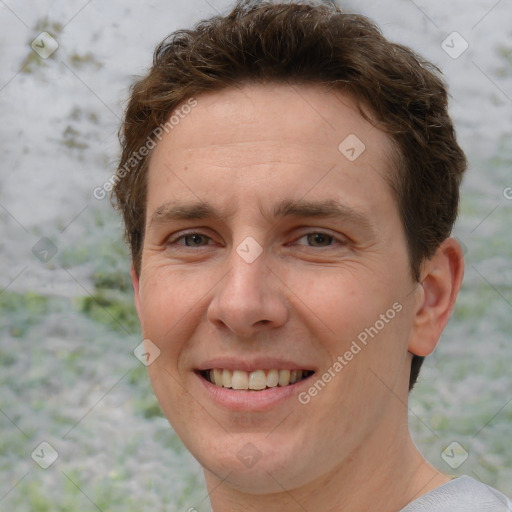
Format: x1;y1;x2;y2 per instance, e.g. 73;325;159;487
310;233;331;246
187;234;204;246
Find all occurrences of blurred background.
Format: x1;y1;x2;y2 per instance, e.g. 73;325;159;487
0;0;511;510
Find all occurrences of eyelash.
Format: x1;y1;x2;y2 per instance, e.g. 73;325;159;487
166;230;346;249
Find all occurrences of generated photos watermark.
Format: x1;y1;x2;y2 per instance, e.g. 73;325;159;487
298;301;403;404
93;97;198;200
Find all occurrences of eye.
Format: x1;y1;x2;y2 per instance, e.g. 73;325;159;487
169;232;213;247
166;230;345;250
295;231;342;248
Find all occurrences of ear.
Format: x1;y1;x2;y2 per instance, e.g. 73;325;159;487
408;238;465;357
131;265;143;325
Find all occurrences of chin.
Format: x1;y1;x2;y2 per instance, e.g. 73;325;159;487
181;429;315;494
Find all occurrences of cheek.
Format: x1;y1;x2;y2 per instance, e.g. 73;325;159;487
289;268;413;385
137;267;202;367
138;269;205;431
287;267;398;341
139;264;206;326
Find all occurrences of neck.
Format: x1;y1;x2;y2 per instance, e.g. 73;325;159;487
204;405;450;512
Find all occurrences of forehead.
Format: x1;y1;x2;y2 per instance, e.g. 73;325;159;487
146;83;397;222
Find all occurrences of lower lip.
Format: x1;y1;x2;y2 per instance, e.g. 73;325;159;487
195;372;314;412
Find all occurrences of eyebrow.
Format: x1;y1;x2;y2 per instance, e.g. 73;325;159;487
149;198;376;235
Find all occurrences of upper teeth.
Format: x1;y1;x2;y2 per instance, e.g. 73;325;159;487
206;369;309;390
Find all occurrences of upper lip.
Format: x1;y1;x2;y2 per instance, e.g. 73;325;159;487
196;357;317;373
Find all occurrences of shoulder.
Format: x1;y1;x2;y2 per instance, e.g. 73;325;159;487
400;476;512;512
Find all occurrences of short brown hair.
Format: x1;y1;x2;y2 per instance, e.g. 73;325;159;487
112;0;467;390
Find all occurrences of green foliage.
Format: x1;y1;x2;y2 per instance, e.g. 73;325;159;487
77;290;139;334
0;291;52;337
92;269;131;292
23;480;52;512
62;210;139;333
69;52;103;70
61;126;88;150
497;45;512;77
14;473;150;512
20;17;102;77
0;290;49;314
21;19;62;74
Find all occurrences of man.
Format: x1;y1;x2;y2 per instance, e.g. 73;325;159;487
112;1;511;510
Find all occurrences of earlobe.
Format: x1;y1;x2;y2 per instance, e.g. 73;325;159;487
408;238;465;357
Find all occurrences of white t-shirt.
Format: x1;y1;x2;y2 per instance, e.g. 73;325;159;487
400;476;512;511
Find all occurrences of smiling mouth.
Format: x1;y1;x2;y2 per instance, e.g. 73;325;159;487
199;368;315;390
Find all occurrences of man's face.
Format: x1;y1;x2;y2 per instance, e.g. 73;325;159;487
132;83;422;492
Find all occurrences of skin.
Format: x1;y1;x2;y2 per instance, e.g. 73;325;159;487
131;83;464;511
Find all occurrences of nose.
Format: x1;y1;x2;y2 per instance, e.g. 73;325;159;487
206;244;289;339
